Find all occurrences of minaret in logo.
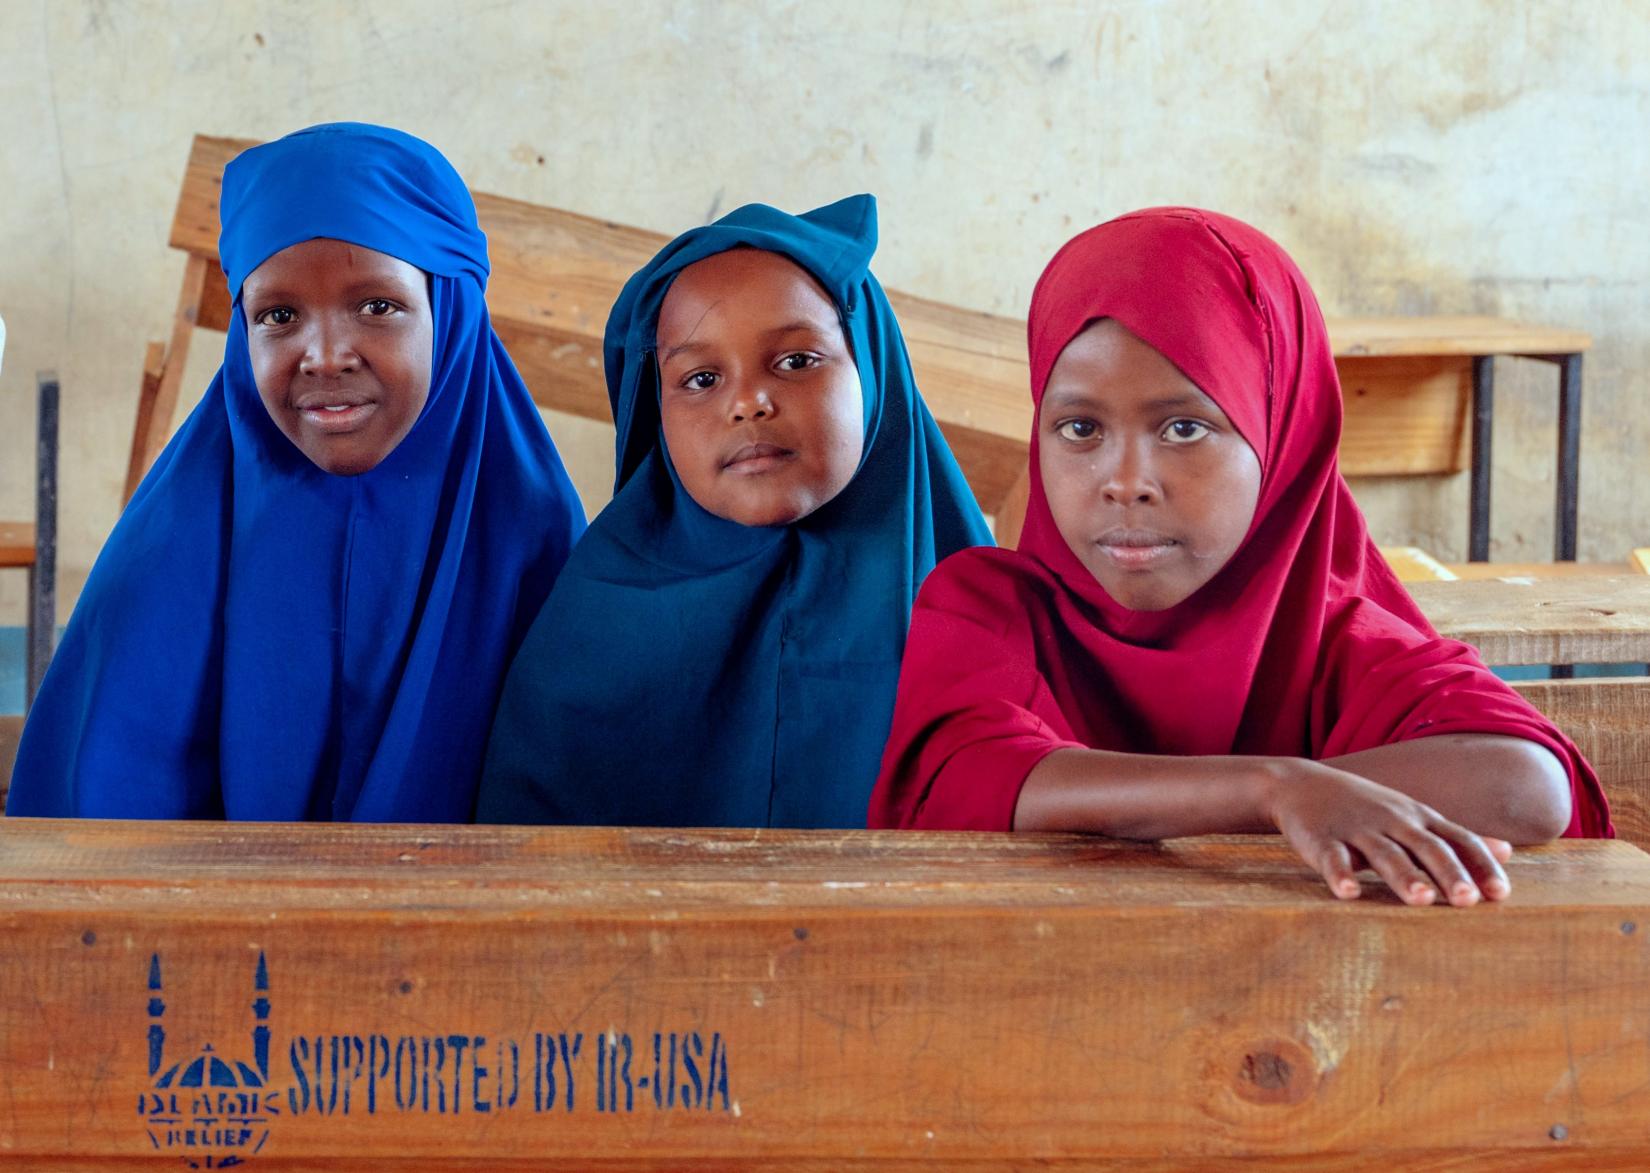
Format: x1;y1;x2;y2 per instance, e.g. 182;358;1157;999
138;952;277;1167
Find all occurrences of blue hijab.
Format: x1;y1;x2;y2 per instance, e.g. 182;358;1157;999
477;195;991;828
7;123;585;821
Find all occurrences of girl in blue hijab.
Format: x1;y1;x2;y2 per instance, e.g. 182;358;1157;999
7;123;585;821
477;195;991;828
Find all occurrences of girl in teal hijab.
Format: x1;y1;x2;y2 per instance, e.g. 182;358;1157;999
477;194;990;828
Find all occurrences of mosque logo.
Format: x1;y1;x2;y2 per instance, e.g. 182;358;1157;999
135;951;281;1169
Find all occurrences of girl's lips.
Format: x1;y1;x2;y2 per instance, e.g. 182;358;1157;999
299;402;378;433
1095;539;1178;569
723;442;796;474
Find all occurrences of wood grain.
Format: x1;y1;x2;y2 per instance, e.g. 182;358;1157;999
2;821;1650;1167
1516;678;1650;849
1327;315;1592;358
1409;576;1650;665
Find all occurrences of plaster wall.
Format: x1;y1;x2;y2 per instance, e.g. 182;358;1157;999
1;0;1646;620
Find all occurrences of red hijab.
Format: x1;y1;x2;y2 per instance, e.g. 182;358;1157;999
869;208;1611;837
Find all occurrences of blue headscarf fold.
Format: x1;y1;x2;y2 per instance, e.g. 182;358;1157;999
477;195;991;829
8;123;586;821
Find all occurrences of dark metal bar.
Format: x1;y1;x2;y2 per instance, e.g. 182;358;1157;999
1555;353;1582;562
1468;356;1494;561
25;371;59;710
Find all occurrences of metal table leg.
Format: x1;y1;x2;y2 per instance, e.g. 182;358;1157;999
1469;356;1494;562
25;372;59;710
1555;353;1582;562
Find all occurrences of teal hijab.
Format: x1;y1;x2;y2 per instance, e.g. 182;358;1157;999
477;195;991;828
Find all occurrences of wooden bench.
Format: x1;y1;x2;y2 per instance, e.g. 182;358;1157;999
4;818;1650;1169
1410;576;1650;846
128;136;1588;555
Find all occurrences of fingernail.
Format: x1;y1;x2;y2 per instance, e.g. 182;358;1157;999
1453;883;1480;904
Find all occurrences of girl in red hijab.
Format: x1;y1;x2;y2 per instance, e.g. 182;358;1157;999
870;208;1611;906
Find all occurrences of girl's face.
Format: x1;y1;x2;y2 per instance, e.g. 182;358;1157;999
656;249;864;527
1038;318;1262;611
242;238;434;476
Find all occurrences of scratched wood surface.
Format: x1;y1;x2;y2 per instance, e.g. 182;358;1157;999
1410;577;1650;666
3;821;1650;1169
155;135;1551;506
0;520;36;567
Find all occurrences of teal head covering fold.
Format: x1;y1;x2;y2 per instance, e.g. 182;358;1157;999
478;194;991;828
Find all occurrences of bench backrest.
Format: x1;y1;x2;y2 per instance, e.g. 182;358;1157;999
156;135;1527;517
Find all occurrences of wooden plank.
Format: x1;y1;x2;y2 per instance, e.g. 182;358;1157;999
1409;576;1650;665
1379;545;1457;582
1444;561;1635;580
1632;548;1650;576
1515;678;1650;850
991;465;1031;549
1327;315;1592;358
1336;355;1469;475
3;821;1650;1167
0;520;36;567
130;254;209;494
124;340;167;504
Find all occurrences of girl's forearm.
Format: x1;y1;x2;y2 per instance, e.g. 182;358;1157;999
1013;747;1283;838
1322;734;1571;844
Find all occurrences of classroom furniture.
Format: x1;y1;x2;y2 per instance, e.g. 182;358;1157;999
1335;318;1591;562
128;137;1591;565
3;819;1650;1169
1;371;60;711
1411;575;1650;844
1381;545;1650;583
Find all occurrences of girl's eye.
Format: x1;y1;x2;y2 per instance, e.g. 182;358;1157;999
1163;419;1211;443
362;299;396;316
257;307;295;327
1055;419;1099;441
777;352;819;372
684;371;718;391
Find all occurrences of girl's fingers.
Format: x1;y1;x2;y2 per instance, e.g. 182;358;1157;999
1433;822;1513;901
1354;836;1438;906
1394;827;1481;907
1314;839;1362;900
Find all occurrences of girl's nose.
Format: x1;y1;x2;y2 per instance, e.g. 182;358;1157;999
1100;441;1161;505
298;320;362;378
729;384;776;424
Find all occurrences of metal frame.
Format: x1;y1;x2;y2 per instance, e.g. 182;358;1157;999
24;372;59;710
1465;351;1584;565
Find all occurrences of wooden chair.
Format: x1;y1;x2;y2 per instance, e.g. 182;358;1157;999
129;136;1587;554
1410;576;1650;845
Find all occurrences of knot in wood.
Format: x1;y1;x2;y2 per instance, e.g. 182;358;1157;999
1232;1037;1316;1106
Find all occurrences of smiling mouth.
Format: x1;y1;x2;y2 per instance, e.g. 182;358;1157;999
295;396;378;434
722;442;796;474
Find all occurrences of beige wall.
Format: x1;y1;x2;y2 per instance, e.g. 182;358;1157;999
2;0;1647;621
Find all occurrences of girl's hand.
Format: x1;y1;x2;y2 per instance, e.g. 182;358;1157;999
1263;761;1514;906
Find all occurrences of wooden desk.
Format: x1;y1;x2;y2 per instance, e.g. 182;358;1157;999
4;820;1650;1168
1410;576;1650;667
1332;316;1591;563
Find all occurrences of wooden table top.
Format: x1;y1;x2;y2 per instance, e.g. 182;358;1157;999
4;821;1650;1167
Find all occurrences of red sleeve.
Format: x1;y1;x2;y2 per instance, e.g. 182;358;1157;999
1314;599;1613;839
869;551;1087;831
